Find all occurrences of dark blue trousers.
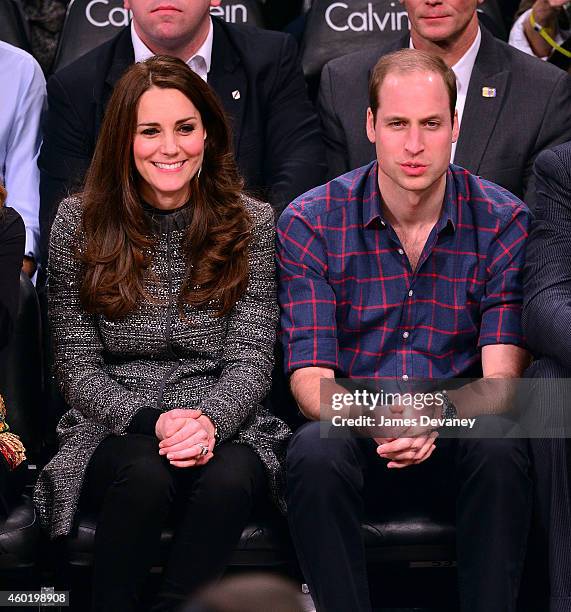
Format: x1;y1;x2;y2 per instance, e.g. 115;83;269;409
287;421;532;612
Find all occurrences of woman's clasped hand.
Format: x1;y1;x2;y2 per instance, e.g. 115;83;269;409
156;409;216;467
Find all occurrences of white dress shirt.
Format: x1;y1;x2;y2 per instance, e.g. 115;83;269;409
0;40;46;261
131;19;214;82
412;28;482;162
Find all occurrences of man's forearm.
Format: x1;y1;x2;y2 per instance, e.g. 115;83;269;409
290;367;339;421
524;0;564;57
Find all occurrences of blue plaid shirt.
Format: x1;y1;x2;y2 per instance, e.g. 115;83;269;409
277;162;531;380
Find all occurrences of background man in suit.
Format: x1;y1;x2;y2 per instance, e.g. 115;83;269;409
523;141;571;612
318;0;571;208
38;0;326;272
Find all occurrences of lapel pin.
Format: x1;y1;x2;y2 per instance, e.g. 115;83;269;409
482;87;497;98
232;90;241;100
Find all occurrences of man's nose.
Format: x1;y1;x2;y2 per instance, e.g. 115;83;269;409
405;126;424;155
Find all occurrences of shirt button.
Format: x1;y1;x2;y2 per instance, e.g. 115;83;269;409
381;220;386;226
398;248;404;255
402;331;409;339
402;374;409;381
408;290;414;297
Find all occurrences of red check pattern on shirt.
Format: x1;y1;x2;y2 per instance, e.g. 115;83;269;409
277;162;531;380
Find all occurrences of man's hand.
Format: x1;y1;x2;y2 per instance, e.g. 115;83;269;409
156;409;214;468
377;433;438;468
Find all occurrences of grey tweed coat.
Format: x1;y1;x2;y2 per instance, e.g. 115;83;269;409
34;195;291;539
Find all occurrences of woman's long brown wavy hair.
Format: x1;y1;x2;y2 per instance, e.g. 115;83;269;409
79;56;250;319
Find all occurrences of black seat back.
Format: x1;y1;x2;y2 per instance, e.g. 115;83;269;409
300;0;409;90
53;0;127;73
478;0;507;41
0;274;43;462
53;0;266;73
210;0;266;27
0;0;31;52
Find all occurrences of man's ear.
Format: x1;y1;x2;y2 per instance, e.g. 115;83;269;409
124;0;131;9
452;110;459;144
210;0;222;7
366;108;376;144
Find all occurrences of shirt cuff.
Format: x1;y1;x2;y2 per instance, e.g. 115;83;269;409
24;227;39;260
284;337;339;374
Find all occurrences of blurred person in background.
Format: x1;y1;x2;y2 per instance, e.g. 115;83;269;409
0;183;27;519
181;574;305;612
0;40;46;279
509;0;571;71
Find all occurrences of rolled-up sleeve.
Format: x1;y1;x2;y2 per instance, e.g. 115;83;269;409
478;205;531;348
276;204;339;373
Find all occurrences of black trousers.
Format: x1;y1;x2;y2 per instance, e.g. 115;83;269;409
82;434;267;612
287;420;532;612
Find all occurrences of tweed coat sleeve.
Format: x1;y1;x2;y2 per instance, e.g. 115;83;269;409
523;145;571;372
198;201;279;442
48;197;156;435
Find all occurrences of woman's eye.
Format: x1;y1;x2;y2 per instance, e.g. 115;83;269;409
179;124;195;134
141;128;159;136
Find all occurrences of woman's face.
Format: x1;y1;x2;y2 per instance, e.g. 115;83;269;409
133;86;206;210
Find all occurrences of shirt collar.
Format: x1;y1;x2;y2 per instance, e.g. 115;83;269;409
409;27;481;97
130;18;213;81
363;162;457;233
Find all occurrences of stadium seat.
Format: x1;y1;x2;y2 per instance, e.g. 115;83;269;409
0;0;31;52
478;0;507;41
53;0;266;73
300;0;409;91
0;274;42;572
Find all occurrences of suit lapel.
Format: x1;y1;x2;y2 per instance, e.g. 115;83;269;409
208;19;246;154
454;28;509;173
95;28;135;137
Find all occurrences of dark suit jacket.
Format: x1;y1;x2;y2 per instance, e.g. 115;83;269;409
318;27;571;209
38;17;326;267
523;141;571;373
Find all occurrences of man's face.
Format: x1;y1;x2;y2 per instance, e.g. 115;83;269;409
400;0;482;44
124;0;220;50
366;70;459;198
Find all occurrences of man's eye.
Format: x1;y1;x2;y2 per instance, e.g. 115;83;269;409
179;124;195;134
426;121;440;128
390;121;405;128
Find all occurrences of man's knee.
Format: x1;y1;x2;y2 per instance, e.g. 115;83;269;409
459;437;530;485
286;422;366;487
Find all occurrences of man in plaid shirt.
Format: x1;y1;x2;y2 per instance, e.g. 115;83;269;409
277;49;532;612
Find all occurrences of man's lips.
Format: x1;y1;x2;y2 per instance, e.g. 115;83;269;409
421;14;451;21
400;162;428;176
151;5;181;12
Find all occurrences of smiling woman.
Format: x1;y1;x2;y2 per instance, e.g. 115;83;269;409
133;87;207;210
34;56;290;611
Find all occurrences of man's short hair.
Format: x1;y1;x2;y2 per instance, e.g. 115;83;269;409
368;49;457;123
